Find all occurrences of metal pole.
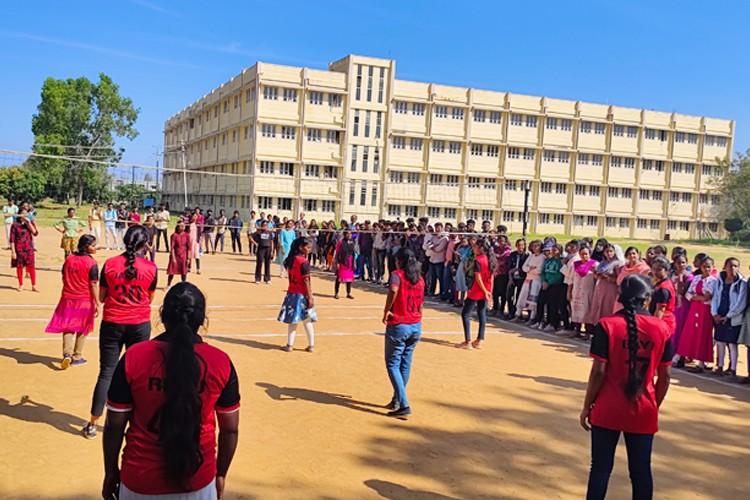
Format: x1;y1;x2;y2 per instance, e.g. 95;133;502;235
522;179;531;238
181;141;188;208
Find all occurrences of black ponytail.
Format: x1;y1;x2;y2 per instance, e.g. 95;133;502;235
158;282;207;487
477;237;498;274
617;274;653;401
284;237;309;269
396;247;421;285
122;225;149;280
75;234;97;256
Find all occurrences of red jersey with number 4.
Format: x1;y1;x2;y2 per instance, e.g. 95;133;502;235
287;255;311;295
590;314;671;434
106;337;240;495
467;254;493;301
388;270;425;325
61;254;99;300
100;255;158;324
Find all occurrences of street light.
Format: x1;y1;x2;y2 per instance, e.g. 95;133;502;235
522;179;532;238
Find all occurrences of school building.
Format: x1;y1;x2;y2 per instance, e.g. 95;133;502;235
161;54;734;239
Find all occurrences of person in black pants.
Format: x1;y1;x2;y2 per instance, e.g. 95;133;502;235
505;239;529;319
229;210;243;254
491;234;512;316
254;220;274;283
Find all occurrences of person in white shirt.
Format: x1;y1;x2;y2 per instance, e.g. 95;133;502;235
103;203;119;250
88;201;103;246
3;199;18;249
423;223;449;297
154;204;170;252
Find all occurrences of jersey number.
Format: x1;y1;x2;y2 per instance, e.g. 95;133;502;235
114;284;144;304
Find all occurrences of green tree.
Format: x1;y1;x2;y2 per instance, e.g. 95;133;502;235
30;73;139;205
712;150;750;237
0;166;47;204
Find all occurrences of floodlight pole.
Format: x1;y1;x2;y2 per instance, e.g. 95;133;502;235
522;179;531;238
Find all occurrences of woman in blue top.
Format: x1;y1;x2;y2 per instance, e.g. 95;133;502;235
279;220;296;279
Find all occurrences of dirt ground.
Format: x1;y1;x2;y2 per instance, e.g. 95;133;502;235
0;231;748;499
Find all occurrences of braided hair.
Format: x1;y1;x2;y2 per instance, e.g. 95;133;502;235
158;282;207;487
122;225;149;280
617;274;653;401
284;237;310;269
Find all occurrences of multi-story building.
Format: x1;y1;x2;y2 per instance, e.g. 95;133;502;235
162;54;734;239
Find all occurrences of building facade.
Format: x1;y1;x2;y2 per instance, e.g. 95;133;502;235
162;54;734;239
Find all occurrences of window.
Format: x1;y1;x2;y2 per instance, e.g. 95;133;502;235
234;95;240;109
300;199;316;212
505;179;517;191
688;133;698;144
484;178;496;190
579;153;590;165
554;214;565;224
353;110;360;136
621;188;632;199
471;144;483;156
213;137;217;148
258;196;273;209
705;135;715;146
699;193;709;204
221;133;228;146
232;130;237;143
658;130;668;142
246;88;254;103
223;100;229;113
468;176;480;188
680;221;690;231
672;162;683;173
675;132;685;143
412;103;425;115
645;128;656;140
580;121;592;134
371;185;378;206
643;159;653;171
587;216;598;227
435;106;448;118
503;211;514;222
685;163;695;174
305;165;319;177
410;138;423;151
428;207;440;219
350;145;358;171
620;218;630;228
349;184;355;205
650;219;660;230
466;209;478;220
261;124;276;138
543;150;555;162
487;145;499;157
655;160;665;172
281;126;296;140
558;152;570;163
364;111;371;137
388;204;400;217
452;108;464;120
306;129;321;142
375;112;382;138
546;117;558;130
589;186;600;196
717;136;728;147
393;137;406;149
627;126;638;138
328;94;343;107
611;156;622;168
540;213;550;224
432;140;445;153
702;165;712;175
482;210;494;221
395;101;408;114
389;171;403;183
362;146;369;173
444;208;457;219
526;115;538;128
614;125;624;137
490;111;502;124
378;67;385;103
709;222;719;232
309;91;323;105
682;192;692;203
446;175;459;186
561;119;572;131
366;66;374;102
637;219;647;229
356;64;362;100
555;183;566;194
511;114;523;126
260;161;274;174
407;172;420;184
360;181;367;205
430;174;442;184
279;163;293;176
243;126;251;140
374;148;380;173
639;189;650;200
575;185;586;196
606;217;616;228
214;107;218;118
670;192;680;202
608;187;619;197
405;206;418;218
449;142;461;154
508;147;520;159
282;88;297;102
540;182;552;193
624;157;635;169
263;86;278;100
594;123;606;135
326;130;340;144
711;195;720;205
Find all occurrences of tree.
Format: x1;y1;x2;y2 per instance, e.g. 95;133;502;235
0;166;46;204
30;74;139;205
713;151;750;229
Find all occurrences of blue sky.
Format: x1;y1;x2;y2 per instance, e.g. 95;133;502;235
1;0;748;181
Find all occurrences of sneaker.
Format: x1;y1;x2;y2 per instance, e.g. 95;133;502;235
346;295;355;300
455;341;473;350
710;367;725;377
281;344;293;352
71;358;87;366
81;422;97;439
528;322;539;328
387;406;412;419
725;370;738;382
687;365;704;374
385;400;400;411
254;280;260;284
471;339;483;349
543;325;556;333
61;356;72;370
305;346;314;353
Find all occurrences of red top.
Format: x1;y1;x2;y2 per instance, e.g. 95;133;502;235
127;213;141;226
388;270;425;325
100;255;158;324
589;313;672;434
467;254;493;301
61;254;99;300
652;279;676;334
287;255;311;295
107;336;240;495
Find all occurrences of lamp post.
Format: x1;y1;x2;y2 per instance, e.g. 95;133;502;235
522;179;531;238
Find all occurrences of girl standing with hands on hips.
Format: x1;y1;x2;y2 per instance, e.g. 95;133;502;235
382;247;425;419
581;274;672;500
457;237;496;350
278;237;316;353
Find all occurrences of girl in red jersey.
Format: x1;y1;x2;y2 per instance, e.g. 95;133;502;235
581;274;672;500
649;256;677;335
457;237;497;350
103;283;240;500
167;222;191;289
45;235;102;369
382;247;425;419
82;225;158;439
278;237;317;353
10;208;39;292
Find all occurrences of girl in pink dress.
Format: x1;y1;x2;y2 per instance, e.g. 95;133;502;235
334;230;355;299
677;256;717;372
589;244;622;324
569;246;598;340
670;254;694;366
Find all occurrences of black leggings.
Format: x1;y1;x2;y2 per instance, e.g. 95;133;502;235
492;274;509;315
335;280;352;296
462;299;487;342
167;274;187;286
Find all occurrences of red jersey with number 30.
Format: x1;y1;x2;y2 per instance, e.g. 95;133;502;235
100;255;158;324
467;254;493;301
287;255;311;295
388;270;425;325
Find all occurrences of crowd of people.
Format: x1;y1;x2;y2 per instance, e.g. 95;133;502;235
5;197;750;498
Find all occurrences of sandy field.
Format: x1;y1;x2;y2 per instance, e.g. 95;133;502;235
0;230;748;499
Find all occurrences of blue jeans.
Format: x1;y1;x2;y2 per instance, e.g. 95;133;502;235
385;323;421;408
357;252;372;280
427;262;444;295
441;264;454;300
587;425;654;500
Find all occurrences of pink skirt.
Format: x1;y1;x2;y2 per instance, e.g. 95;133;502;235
45;297;96;335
